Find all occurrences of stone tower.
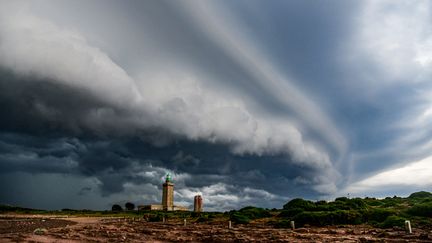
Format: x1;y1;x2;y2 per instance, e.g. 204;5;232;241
162;173;174;211
194;195;203;212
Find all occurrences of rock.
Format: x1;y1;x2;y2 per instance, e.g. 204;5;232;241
295;228;309;233
325;229;338;234
392;226;403;231
358;237;376;243
402;234;418;239
377;231;389;238
419;233;429;240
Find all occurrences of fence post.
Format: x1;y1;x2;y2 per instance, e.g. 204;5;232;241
405;220;412;234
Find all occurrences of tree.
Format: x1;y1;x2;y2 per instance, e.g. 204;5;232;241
112;204;123;211
125;202;135;211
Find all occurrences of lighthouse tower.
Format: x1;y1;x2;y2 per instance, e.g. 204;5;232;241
162;173;174;211
194;195;203;212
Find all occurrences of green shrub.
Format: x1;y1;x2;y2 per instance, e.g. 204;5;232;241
328;198;368;211
408;191;432;199
237;206;271;219
148;214;163;222
421;198;432;203
283;198;315;211
366;208;396;222
111;204;123;211
346;198;368;210
314;204;331;211
378;216;406;228
278;208;304;218
311;201;330;211
315;200;328;205
61;208;76;212
382;199;398;207
230;212;251;224
273;220;293;228
228;206;270;224
335;197;349;202
293;210;363;226
196;215;210;223
406;203;432;217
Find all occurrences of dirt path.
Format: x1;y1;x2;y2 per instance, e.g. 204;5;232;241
1;215;431;242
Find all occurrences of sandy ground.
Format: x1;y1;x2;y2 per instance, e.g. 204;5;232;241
0;214;432;242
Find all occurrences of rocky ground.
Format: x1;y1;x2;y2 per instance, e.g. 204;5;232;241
0;215;431;242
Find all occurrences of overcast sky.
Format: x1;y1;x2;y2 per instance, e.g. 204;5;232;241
0;0;432;211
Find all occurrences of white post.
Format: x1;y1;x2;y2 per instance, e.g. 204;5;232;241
405;220;412;234
184;219;187;226
290;221;295;230
229;221;232;229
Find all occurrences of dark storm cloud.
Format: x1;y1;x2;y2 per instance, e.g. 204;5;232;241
0;130;331;210
1;0;432;210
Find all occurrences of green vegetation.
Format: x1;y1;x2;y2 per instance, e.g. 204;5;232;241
125;202;135;211
408;191;432;199
378;215;406;228
292;210;363;226
1;191;432;228
229;206;272;224
405;202;432;217
0;204;225;222
112;204;123;211
276;192;432;228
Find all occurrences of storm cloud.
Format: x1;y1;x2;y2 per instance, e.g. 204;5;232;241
0;0;432;211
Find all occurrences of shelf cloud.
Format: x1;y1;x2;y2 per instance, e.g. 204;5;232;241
0;0;431;210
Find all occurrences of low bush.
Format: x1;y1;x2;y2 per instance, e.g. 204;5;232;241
229;206;271;224
327;198;368;211
273;219;293;228
408;191;432;199
315;200;328;205
196;215;210;223
230;212;251;224
335;197;349;202
365;208;396;222
111;204;123;212
283;198;315;211
406;203;432;217
237;206;271;219
378;216;406;228
148;214;163;222
381;200;398;207
293;210;363;226
229;206;272;224
313;201;330;211
346;198;368;210
278;208;304;218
